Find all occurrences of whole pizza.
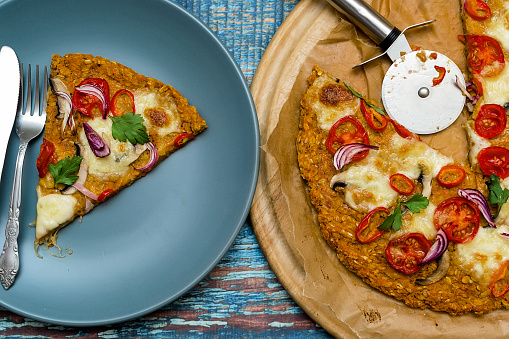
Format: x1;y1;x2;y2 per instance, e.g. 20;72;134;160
296;0;509;315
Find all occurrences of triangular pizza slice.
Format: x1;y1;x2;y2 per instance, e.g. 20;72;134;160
34;53;206;252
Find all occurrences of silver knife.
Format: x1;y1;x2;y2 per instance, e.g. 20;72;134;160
0;46;20;185
325;0;466;134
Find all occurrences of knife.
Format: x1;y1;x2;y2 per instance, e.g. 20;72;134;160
0;47;20;186
326;0;466;134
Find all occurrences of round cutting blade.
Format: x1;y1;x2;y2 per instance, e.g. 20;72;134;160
381;50;466;134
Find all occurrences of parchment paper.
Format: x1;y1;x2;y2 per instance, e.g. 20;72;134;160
256;0;509;337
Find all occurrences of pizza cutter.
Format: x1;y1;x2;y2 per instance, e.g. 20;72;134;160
326;0;466;134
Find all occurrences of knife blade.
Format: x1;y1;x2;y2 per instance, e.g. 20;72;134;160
0;47;20;185
325;0;466;134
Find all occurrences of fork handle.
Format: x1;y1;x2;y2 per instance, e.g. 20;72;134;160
0;140;28;289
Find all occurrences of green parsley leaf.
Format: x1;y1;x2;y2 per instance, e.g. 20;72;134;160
379;205;402;231
377;194;429;232
488;173;509;217
401;193;429;213
49;155;83;187
110;112;150;145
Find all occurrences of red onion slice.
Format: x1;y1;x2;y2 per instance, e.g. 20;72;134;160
84;197;94;214
135;142;158;170
333;143;378;170
500;233;509;241
455;75;475;102
421;228;448;265
83;122;111;158
72;183;99;201
75;84;109;119
458;188;496;228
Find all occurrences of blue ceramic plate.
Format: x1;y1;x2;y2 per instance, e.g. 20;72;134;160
0;0;259;326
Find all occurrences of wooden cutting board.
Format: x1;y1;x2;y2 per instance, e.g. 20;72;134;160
249;0;509;337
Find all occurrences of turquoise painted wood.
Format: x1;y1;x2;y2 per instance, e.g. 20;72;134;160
0;0;334;336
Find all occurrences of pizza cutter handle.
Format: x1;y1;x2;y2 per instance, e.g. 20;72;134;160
326;0;400;50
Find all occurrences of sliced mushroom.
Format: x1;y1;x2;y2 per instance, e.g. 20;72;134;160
49;75;74;135
330;172;347;190
415;250;450;286
419;164;432;199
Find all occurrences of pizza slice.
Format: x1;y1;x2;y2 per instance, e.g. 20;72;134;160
296;66;508;315
34;53;206;252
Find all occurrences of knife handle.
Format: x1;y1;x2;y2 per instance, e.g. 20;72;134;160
326;0;401;50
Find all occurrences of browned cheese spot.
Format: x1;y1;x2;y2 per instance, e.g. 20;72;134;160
145;107;171;127
319;84;354;106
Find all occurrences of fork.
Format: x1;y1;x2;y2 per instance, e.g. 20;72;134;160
0;64;47;290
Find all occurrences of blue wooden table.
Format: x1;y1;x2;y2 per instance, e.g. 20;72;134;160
0;0;334;337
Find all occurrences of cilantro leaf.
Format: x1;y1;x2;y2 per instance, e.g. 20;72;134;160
110;112;150;145
49;155;83;187
377;194;429;232
488;173;509;217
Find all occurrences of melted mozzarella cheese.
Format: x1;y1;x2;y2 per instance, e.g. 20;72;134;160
80;118;146;178
310;76;361;131
402;202;437;239
334;135;453;213
135;91;180;136
35;194;77;240
486;3;509;52
482;65;509;105
455;226;509;283
465;120;491;166
338;154;398;211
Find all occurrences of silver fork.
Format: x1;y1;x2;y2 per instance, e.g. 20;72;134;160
0;64;47;290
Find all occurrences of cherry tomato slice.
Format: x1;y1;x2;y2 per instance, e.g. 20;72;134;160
385;232;431;274
389;173;415;195
326;116;370;160
433;197;480;244
459;35;505;77
437;164;466;188
35;138;56;178
72;78;110;117
490;260;509;297
111;89;135;117
475;104;507;139
97;189;116;202
432;65;446;86
464;0;491;21
356;207;389;243
360;100;387;131
478;146;509;179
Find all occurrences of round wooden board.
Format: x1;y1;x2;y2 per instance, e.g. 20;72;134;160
250;0;509;337
250;0;360;337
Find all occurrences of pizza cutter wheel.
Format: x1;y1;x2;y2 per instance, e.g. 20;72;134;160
381;50;466;134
